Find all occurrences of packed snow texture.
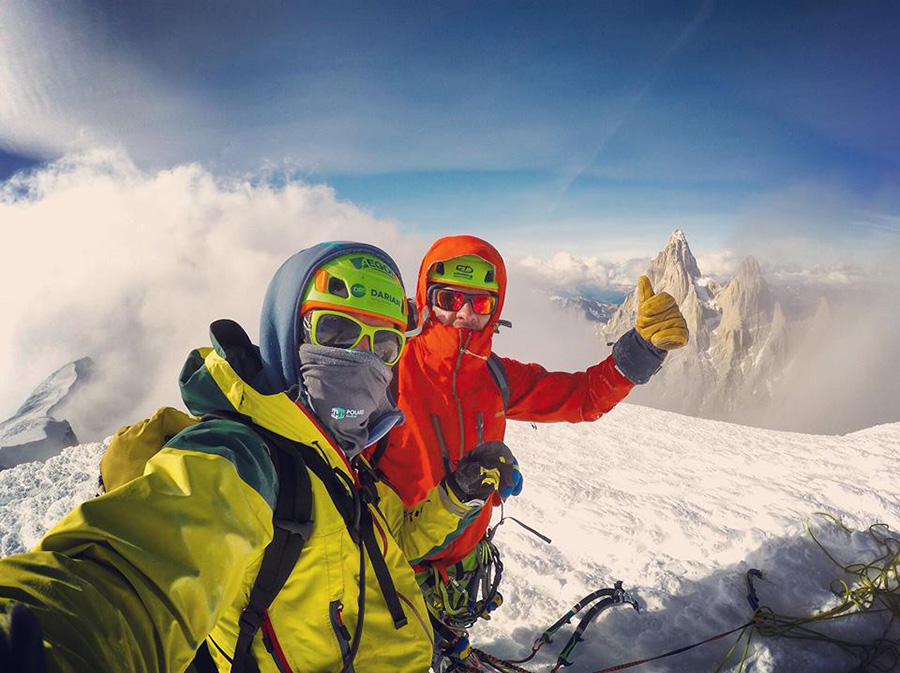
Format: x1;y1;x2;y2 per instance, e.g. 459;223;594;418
0;406;898;671
0;441;105;555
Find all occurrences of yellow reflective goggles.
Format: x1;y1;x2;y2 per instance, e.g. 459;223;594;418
302;309;407;366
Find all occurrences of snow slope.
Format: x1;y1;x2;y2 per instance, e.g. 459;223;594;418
0;441;105;556
0;405;898;672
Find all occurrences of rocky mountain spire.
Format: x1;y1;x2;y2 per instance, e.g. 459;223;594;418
604;229;704;340
715;256;770;322
600;232;799;428
645;229;702;305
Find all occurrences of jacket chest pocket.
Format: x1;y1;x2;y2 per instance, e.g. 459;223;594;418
461;396;505;445
431;388;505;470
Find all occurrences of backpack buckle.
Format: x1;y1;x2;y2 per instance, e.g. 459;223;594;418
274;518;313;540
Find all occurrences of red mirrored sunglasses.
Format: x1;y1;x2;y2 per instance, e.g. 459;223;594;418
431;287;498;315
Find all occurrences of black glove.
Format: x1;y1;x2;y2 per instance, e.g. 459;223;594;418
0;604;46;673
445;441;518;502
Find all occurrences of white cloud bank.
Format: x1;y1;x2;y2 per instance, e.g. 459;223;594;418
517;251;647;291
2;148;895;441
0;149;607;440
0;149;424;438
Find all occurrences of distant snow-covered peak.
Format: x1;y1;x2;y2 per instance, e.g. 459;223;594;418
0;357;94;469
13;357;92;419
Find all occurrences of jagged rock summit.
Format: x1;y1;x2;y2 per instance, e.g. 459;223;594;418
606;229;714;348
0;358;94;469
603;231;806;425
649;229;702;303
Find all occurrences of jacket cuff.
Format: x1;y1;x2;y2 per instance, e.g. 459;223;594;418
439;482;483;518
612;329;666;384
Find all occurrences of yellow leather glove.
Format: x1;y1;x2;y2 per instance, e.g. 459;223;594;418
636;275;688;350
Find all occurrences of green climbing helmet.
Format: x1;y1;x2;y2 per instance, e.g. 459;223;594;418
427;254;499;291
301;252;408;328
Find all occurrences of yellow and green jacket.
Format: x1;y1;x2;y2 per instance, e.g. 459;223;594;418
0;339;477;672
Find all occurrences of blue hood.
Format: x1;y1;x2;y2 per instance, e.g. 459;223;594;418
258;241;406;394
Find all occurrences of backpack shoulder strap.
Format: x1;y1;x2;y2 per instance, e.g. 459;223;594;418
486;352;510;413
230;441;312;673
191;412;313;673
370;433;391;471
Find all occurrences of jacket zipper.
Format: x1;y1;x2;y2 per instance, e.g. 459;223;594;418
430;414;452;476
475;412;484;446
261;609;294;673
452;331;472;463
329;600;355;672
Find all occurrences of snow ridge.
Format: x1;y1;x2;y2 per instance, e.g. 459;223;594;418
0;358;94;469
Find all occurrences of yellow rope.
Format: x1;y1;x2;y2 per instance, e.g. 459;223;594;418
736;513;900;670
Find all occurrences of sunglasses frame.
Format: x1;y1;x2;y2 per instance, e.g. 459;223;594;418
303;309;407;366
429;286;498;316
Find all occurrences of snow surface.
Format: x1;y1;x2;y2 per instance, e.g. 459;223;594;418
0;441;105;555
0;405;898;671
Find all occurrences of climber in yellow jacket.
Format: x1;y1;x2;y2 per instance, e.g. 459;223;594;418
0;241;518;673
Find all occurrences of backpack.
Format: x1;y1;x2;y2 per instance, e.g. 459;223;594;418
100;406;313;673
99;406;198;492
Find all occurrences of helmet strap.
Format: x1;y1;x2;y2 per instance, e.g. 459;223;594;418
404;305;430;338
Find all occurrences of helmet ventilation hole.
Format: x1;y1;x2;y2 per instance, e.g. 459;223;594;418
328;277;349;298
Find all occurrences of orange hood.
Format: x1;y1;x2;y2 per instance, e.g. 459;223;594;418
414;235;507;331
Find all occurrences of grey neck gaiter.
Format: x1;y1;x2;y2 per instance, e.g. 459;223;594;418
298;343;400;458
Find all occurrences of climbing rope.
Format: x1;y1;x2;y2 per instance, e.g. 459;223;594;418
456;515;900;673
743;514;900;671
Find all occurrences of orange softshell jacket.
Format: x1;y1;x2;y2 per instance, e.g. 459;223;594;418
376;235;636;567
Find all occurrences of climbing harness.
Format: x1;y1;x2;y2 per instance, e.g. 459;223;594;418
423;505;551;633
427;506;552;670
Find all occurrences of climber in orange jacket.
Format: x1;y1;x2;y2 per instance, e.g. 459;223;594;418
370;236;687;666
375;235;688;563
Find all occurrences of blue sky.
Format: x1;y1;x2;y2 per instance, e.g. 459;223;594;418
1;0;898;258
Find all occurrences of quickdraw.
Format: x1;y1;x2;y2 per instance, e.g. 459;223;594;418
420;537;505;630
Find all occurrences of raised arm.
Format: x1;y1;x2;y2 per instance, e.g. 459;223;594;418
502;354;637;423
503;274;688;423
